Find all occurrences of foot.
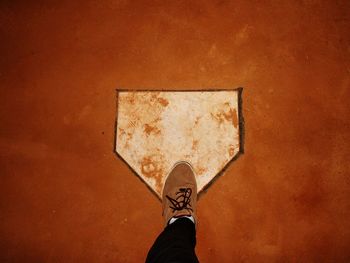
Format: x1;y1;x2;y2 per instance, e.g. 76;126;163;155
162;161;197;227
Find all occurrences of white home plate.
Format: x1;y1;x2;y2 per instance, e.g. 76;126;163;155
115;89;244;199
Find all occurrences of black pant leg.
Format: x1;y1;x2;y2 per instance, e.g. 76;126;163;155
146;217;199;263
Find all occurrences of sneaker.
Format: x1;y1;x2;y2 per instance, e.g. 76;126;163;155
162;161;197;227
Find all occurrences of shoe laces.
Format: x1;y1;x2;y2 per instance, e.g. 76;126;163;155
166;188;193;213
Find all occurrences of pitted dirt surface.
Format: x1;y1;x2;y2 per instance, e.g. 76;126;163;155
1;1;350;262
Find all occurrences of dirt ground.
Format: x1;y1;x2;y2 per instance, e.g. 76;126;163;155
1;1;349;262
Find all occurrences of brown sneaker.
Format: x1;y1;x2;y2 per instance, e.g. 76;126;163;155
162;161;197;227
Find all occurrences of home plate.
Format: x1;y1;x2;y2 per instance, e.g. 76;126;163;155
114;89;244;199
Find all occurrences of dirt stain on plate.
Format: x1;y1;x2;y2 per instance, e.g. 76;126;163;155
140;155;165;193
157;97;169;107
144;123;161;136
211;103;238;128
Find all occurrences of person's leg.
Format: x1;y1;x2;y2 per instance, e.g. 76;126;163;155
146;162;199;263
146;217;199;263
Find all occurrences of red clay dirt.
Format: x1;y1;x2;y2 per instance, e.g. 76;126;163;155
1;1;350;262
